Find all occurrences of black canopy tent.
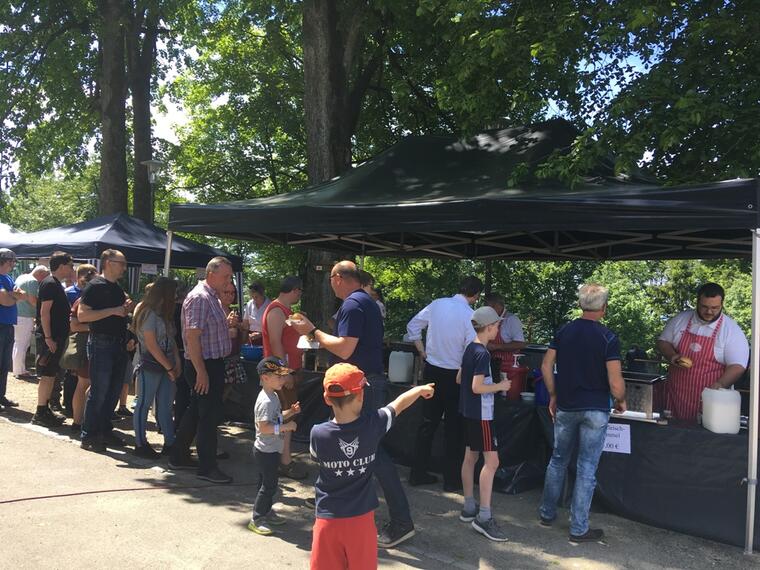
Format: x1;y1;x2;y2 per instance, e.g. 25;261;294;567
0;212;243;271
167;119;760;552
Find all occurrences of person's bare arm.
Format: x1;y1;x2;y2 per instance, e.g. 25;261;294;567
40;300;58;353
266;307;287;359
388;384;435;416
541;349;557;420
0;288;17;306
711;364;746;389
70;315;89;333
472;373;510;394
291;315;359;360
606;359;626;412
142;330;176;379
184;328;209;394
78;302;124;323
256;420;296;434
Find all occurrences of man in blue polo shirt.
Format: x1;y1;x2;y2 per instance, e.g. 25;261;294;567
0;248;28;411
538;283;626;543
294;260;415;549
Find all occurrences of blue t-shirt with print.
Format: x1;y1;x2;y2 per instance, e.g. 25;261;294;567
0;274;18;325
550;318;621;411
459;342;495;420
332;288;384;375
310;406;396;519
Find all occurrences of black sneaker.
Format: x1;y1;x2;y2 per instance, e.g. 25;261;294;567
49;407;67;422
32;408;64;427
408;471;438;486
197;468;233;484
569;528;605;543
539;516;554;527
0;397;18;407
70;423;82;433
377;520;415;549
81;438;106;452
103;432;125;448
0;403;6;413
472;517;509;542
116;406;133;417
168;456;199;470
49;401;64;413
459;506;479;523
134;445;161;459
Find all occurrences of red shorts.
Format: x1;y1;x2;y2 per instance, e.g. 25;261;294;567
310;511;376;570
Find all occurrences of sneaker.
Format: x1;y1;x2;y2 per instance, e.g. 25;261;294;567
278;461;307;480
168;456;199;470
32;408;64;427
49;401;64;413
70;422;82;433
197;468;233;484
0;397;18;407
304;497;316;509
103;432;125;448
265;510;286;526
81;437;106;452
539;516;554;528
0;403;5;413
569;528;605;543
459;507;479;523
134;445;161;459
408;471;438;487
472;517;509;542
247;518;273;536
49;407;67;422
116;406;133;417
377;520;416;549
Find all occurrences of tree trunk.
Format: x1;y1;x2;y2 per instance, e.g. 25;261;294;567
301;0;355;328
97;0;129;216
128;11;158;223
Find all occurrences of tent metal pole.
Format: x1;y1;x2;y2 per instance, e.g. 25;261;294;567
746;227;760;555
163;231;173;276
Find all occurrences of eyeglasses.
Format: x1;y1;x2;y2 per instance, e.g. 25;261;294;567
329;273;340;280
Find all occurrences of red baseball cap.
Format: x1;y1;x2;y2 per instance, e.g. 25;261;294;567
323;363;369;399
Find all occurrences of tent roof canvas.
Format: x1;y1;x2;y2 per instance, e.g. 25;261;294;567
169;119;759;261
1;212;243;271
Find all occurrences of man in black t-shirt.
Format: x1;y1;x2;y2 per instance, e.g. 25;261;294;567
32;251;74;427
78;249;134;451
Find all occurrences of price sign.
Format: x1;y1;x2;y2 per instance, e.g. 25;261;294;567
141;264;158;275
603;423;631;454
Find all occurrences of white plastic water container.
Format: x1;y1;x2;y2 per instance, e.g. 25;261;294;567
701;387;741;434
388;351;414;384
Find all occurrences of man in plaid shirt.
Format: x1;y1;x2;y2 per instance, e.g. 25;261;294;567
169;256;237;483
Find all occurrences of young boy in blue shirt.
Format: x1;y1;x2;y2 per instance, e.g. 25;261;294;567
458;306;512;542
310;363;434;569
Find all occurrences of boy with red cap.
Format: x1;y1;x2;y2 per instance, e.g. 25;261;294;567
310;363;434;569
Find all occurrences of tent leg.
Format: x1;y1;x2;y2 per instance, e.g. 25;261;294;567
746;228;760;555
163;231;173;276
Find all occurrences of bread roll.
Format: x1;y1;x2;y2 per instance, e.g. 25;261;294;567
676;356;693;369
289;312;305;322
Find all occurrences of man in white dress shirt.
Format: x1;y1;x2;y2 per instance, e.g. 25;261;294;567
243;282;270;345
406;276;482;491
656;282;749;421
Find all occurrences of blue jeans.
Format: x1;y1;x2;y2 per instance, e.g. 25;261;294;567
539;409;609;535
363;373;413;526
133;367;176;447
0;323;13;399
82;334;127;439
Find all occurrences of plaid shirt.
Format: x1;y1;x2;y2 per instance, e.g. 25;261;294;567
182;280;231;360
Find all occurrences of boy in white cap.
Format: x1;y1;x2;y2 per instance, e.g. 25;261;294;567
458;306;512;542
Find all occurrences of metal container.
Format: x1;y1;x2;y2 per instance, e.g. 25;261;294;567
623;371;667;419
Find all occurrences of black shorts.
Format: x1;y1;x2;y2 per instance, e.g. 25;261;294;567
35;333;68;377
464;417;498;452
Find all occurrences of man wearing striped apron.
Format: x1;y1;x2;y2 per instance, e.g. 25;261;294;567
656;282;749;421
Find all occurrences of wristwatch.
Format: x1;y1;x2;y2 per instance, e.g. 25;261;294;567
307;327;318;341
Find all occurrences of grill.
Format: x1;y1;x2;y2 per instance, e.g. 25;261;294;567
623;371;667;419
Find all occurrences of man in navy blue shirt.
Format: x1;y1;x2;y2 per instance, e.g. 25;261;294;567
294;260;415;548
538;283;626;543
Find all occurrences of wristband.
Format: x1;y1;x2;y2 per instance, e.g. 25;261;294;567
274;423;281;435
307;327;318;340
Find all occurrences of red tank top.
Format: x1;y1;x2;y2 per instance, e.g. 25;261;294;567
262;299;303;370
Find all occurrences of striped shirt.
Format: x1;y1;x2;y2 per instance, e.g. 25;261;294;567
182;281;231;360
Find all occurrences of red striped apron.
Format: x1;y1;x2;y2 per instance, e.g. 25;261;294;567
666;314;725;421
492;318;515;373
